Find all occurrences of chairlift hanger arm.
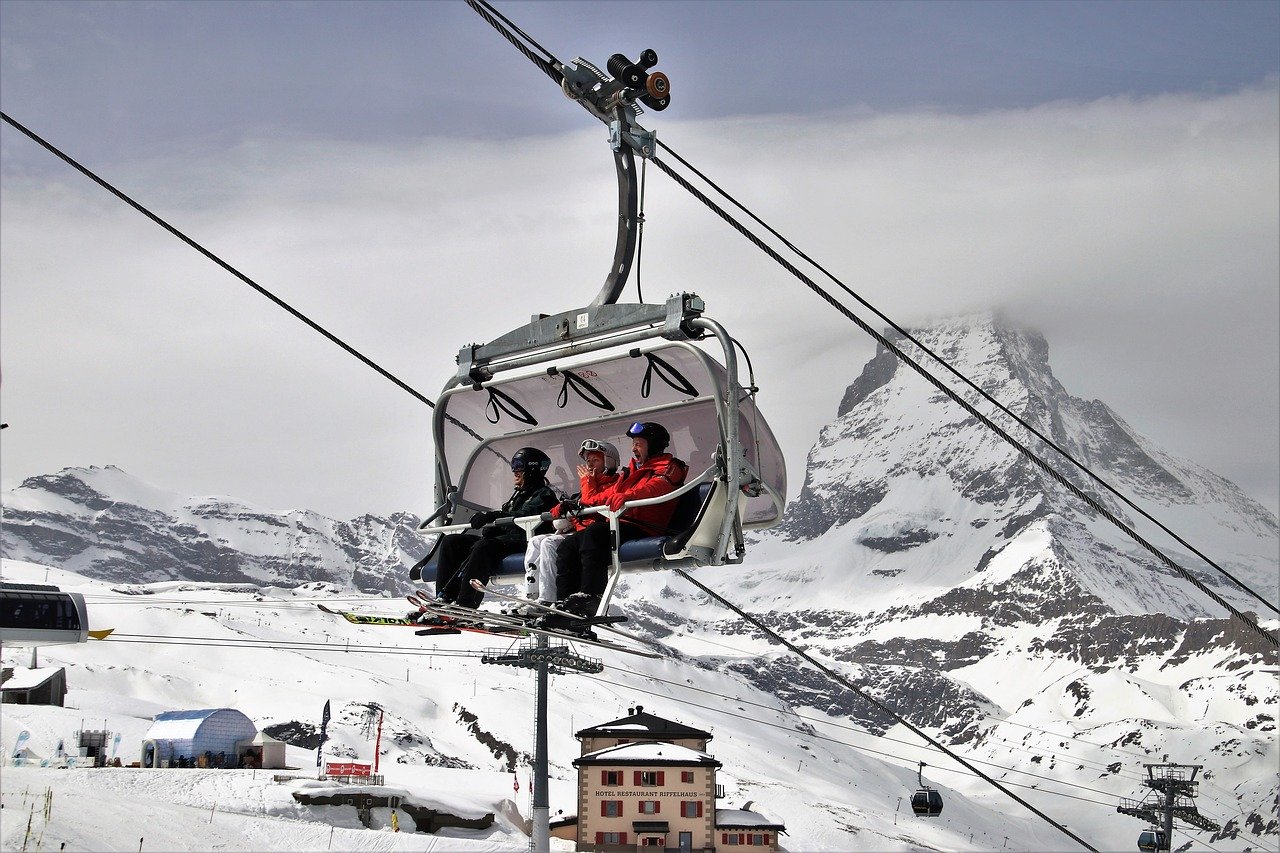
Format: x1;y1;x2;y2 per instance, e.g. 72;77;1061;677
556;54;666;307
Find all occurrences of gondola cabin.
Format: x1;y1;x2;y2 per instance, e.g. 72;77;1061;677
1137;829;1167;852
911;787;943;817
0;582;89;646
413;294;787;613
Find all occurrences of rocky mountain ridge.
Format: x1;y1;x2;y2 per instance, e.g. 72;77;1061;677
0;465;421;595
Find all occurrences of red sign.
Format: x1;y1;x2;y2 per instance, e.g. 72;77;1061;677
325;761;372;777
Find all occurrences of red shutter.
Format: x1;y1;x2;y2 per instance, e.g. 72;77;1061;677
601;770;607;785
721;834;727;844
595;832;604;844
697;801;704;817
634;770;642;785
620;833;628;844
654;799;661;813
764;835;771;844
657;771;665;785
600;800;607;817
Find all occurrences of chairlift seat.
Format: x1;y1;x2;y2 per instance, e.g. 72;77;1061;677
414;482;715;584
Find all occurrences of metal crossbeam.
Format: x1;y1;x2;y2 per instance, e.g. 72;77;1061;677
481;643;603;674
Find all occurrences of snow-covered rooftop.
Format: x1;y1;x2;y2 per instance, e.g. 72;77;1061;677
575;740;717;765
0;667;63;691
715;808;786;829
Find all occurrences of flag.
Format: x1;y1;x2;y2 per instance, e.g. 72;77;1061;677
317;700;331;768
513;773;520;794
11;730;29;760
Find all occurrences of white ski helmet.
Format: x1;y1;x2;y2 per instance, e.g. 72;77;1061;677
578;438;621;472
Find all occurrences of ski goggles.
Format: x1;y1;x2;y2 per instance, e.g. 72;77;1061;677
627;422;648;437
579;439;610;456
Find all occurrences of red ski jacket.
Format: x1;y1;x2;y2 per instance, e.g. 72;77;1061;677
598;453;689;535
551;470;621;532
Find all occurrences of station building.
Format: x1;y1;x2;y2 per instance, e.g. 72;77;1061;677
556;706;785;852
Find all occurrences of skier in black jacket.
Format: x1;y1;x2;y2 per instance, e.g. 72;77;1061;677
430;447;559;611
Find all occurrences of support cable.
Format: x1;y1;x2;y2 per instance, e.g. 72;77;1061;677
675;569;1099;852
465;0;562;86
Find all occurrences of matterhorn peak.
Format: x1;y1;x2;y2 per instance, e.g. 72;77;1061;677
774;314;1276;618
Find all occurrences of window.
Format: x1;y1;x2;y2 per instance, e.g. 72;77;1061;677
680;801;703;818
600;800;622;817
601;770;623;786
596;832;628;844
635;770;665;786
641;838;665;847
639;800;660;814
747;834;769;846
681;770;695;783
722;833;742;845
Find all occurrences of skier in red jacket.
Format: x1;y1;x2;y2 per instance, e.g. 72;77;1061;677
552;422;688;619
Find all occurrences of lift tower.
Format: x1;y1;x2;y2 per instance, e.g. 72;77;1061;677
1117;762;1220;851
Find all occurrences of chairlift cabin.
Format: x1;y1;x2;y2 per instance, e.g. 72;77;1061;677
911;762;943;817
414;294;787;609
0;582;89;647
412;49;786;615
1137;829;1168;852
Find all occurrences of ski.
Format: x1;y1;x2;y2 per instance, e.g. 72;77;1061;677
315;603;525;637
402;593;660;659
466;580;628;627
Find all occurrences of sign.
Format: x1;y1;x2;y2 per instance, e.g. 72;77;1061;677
325;761;372;777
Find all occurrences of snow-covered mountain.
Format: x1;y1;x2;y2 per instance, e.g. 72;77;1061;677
1;314;1276;851
0;465;422;595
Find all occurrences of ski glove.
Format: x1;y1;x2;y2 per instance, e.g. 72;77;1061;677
480;524;503;538
469;511;498;528
606;492;629;512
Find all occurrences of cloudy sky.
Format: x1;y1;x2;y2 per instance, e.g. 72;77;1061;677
2;1;1277;529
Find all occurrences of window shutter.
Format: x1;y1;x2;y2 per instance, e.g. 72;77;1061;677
634;770;642;785
600;801;607;817
620;832;628;844
601;770;607;785
657;771;665;785
697;801;704;817
595;832;604;844
653;799;660;813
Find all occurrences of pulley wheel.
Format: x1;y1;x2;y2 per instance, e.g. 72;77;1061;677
646;71;670;99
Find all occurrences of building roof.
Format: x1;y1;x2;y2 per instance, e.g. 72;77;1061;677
573;740;721;768
145;708;254;742
0;666;63;691
575;706;712;742
715;808;787;831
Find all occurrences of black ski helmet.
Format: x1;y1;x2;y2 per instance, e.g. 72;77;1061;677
626;421;670;455
510;447;551;479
